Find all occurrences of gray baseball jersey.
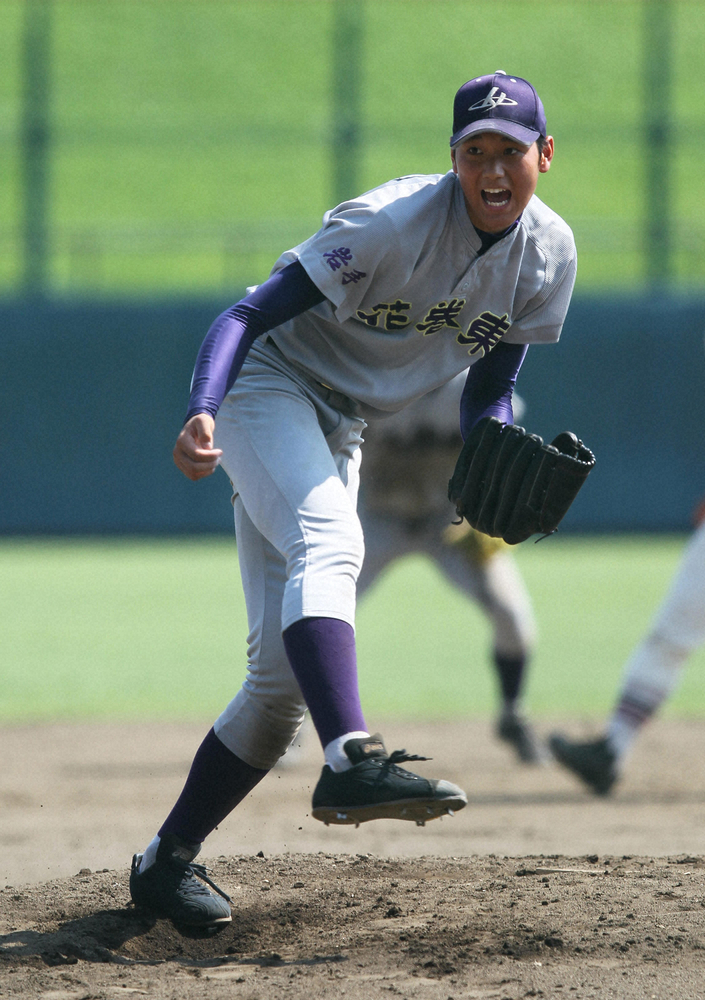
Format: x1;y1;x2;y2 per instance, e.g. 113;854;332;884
266;170;576;420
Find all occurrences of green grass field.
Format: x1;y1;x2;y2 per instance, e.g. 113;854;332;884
1;0;704;294
2;535;703;724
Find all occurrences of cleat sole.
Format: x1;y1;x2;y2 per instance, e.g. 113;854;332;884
311;792;467;826
132;900;233;927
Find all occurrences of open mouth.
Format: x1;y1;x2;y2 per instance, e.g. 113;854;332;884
481;188;511;208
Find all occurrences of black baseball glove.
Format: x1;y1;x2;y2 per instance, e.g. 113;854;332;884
448;417;596;544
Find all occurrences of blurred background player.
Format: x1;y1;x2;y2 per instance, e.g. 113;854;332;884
550;514;705;795
357;375;542;763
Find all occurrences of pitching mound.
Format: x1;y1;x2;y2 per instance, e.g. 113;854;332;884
4;718;705;995
3;852;705;998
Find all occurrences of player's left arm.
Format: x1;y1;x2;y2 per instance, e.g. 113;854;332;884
458;341;529;439
450;278;595;542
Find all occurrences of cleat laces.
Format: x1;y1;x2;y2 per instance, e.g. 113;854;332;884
380;749;431;774
365;749;434;789
187;862;232;904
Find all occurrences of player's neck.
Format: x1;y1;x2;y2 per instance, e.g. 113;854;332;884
473;216;521;255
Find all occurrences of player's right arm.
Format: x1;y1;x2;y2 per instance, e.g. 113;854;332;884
173;413;221;481
174;260;325;480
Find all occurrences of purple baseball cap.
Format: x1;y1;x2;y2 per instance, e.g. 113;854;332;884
450;70;546;149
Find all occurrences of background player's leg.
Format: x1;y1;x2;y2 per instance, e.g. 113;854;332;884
551;522;705;794
477;552;537;711
355;511;417;599
608;521;705;755
435;532;536;686
433;527;541;762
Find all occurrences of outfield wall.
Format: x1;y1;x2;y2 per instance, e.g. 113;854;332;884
2;295;704;534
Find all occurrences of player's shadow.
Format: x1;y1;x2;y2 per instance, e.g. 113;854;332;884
470;790;597;806
469;789;705;806
0;905;348;968
0;907;226;967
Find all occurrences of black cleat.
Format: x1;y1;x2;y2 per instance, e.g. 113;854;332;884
549;734;618;796
129;833;232;926
311;733;467;826
496;710;547;764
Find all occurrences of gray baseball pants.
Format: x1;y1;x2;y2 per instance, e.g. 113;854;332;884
211;341;366;770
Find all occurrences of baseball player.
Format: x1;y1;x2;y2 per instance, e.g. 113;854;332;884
130;70;577;927
357;379;541;762
550;516;705;795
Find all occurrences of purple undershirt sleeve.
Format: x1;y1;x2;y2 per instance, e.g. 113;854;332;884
459;341;529;440
185;259;325;421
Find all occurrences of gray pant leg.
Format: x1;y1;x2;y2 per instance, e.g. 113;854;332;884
212;360;365;769
216;369;364;629
214;499;308;769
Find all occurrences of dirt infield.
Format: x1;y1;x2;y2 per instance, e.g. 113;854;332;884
3;718;705;997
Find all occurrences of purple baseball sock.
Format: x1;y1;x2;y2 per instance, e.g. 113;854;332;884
282;617;367;748
159;727;268;844
494;652;526;704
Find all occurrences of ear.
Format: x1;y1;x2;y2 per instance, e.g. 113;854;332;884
450;147;458;174
539;135;554;174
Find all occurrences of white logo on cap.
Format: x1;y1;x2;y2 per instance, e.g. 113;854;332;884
469;86;518;111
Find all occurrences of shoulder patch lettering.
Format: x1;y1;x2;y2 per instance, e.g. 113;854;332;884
323;247;354;271
341;269;367;285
